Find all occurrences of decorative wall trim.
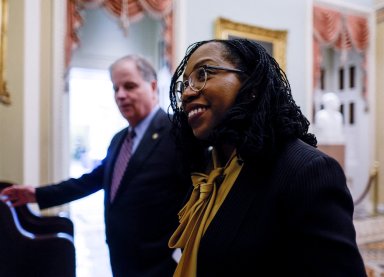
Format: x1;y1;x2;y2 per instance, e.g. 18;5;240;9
0;0;10;105
377;8;384;23
215;17;287;70
23;0;41;184
52;0;69;183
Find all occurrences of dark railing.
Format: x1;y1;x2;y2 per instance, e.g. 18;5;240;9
0;181;76;277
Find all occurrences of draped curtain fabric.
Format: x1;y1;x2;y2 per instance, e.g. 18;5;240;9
65;0;173;68
313;5;369;97
65;0;84;69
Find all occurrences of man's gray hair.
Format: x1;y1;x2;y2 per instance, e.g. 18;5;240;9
109;54;157;82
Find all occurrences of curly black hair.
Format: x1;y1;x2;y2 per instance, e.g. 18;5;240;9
169;39;317;171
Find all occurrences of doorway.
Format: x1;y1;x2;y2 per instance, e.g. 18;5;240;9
67;7;167;275
68;67;126;277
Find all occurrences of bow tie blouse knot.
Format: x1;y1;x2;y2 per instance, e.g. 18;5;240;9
194;167;224;200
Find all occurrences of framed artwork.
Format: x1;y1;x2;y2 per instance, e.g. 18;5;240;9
0;0;10;105
215;17;287;71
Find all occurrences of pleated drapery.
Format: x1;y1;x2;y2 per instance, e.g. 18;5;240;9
313;5;369;97
65;0;173;69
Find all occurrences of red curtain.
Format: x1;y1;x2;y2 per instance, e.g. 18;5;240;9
65;0;173;68
313;5;369;53
313;5;369;95
65;0;83;68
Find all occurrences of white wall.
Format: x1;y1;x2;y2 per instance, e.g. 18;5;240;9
176;0;312;115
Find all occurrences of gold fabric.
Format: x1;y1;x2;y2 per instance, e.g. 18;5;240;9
169;149;243;277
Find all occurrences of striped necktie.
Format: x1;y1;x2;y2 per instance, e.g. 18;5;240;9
110;129;135;202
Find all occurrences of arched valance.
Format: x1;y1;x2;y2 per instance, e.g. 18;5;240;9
313;5;369;51
313;5;369;94
65;0;173;68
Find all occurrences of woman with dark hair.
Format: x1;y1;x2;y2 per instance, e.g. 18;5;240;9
168;39;366;276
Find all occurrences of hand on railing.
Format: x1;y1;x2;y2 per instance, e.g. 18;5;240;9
0;185;36;207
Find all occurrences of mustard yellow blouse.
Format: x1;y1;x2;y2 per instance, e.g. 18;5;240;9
169;149;243;276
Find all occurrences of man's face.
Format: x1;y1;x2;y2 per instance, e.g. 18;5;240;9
111;60;157;127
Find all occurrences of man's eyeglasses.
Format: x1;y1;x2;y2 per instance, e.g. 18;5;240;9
175;65;244;103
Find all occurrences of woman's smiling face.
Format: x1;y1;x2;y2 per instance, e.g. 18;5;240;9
181;42;243;140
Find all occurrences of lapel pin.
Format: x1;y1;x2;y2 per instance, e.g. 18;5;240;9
152;133;159;140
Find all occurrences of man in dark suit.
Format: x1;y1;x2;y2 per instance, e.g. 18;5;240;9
1;55;190;276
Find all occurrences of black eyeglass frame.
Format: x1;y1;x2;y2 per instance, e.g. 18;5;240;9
175;65;245;102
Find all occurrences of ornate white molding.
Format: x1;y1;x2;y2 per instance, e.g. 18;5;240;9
172;0;187;68
23;0;41;184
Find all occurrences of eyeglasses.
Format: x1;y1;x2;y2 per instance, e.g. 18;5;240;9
175;65;244;103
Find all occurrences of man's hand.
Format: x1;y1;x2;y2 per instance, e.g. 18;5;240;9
0;185;37;207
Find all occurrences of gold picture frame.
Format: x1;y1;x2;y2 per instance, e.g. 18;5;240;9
0;0;10;105
215;17;287;71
